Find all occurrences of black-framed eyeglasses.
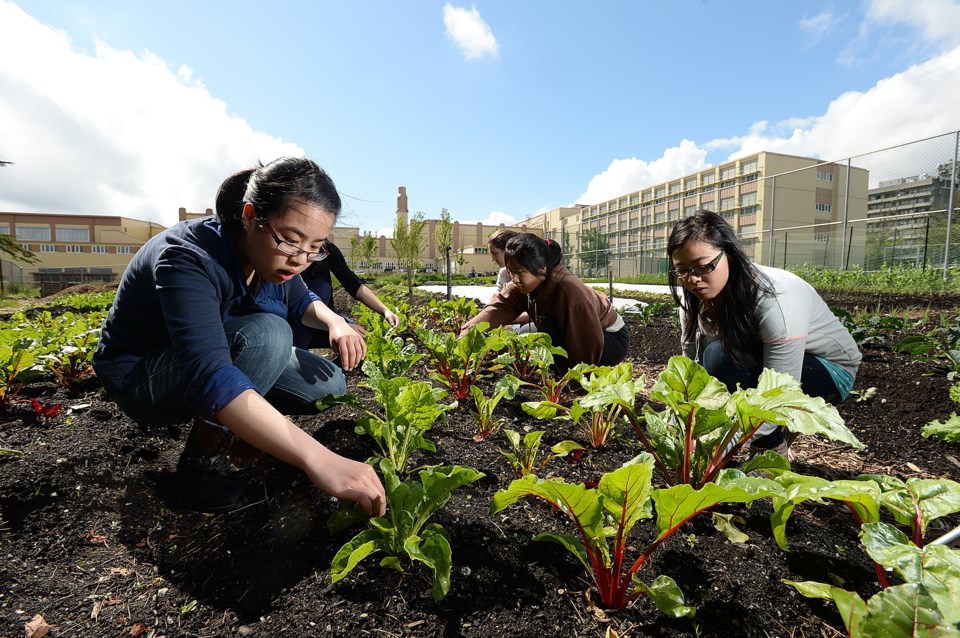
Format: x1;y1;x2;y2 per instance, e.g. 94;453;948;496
669;251;724;279
256;218;329;262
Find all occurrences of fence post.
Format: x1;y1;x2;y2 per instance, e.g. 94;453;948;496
782;232;788;269
923;216;930;270
768;175;776;267
943;130;959;279
841;158;851;272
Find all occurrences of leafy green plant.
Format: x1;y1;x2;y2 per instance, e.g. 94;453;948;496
317;377;448;475
493;329;567;381
498;361;587;421
499;428;582;479
524;363;644;449
0;337;45;410
921;381;960;443
491;456;783;613
38;312;101;387
581;356;863;487
360;325;422;390
633;301;668;327
422;296;479;334
469;384;514;441
48;290;116;313
831;306;905;348
329;461;484;601
415;323;506;400
785;522;960;636
897;313;960;379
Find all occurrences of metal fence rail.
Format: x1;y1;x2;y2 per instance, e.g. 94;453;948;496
544;130;960;279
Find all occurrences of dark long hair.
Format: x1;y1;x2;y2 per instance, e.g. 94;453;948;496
215;157;341;231
504;233;562;277
666;210;773;369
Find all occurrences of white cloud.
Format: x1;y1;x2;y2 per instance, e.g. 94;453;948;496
579;42;960;204
866;0;960;48
799;11;837;44
460;211;516;226
576;140;709;205
0;1;302;227
443;3;499;60
709;45;960;167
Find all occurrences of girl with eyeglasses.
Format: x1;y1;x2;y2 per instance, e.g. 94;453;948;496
93;157;385;516
290;240;400;350
667;210;861;456
461;232;629;371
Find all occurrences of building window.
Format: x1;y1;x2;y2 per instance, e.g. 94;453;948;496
740;192;757;207
701;201;715;212
684;204;697;215
655;186;666;198
701;173;716;186
816;170;834;182
66;245;84;253
92;245;109;254
740;159;758;174
720;196;735;211
117;246;133;254
19;243;30;251
57;227;91;242
40;244;58;253
0;224;9;234
815;203;833;212
684;178;698;191
720;166;737;181
16;225;51;241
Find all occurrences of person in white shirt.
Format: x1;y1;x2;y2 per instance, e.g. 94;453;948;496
667;210;862;455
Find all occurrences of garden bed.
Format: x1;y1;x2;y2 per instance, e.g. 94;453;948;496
1;288;959;637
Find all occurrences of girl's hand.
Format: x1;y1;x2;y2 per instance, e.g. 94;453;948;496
383;308;401;327
328;319;367;370
306;450;386;517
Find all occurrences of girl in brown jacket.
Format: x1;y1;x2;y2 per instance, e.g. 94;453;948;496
461;233;629;370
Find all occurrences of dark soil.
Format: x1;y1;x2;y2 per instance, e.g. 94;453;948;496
2;287;960;638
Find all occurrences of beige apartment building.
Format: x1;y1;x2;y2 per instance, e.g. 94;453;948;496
519;151;870;276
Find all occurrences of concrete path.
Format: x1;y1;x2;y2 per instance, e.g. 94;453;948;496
417;282;672;314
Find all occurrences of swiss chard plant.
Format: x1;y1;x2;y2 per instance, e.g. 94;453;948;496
491;455;784;613
415;323;506;401
896;312;960;379
469;383;515;442
492;330;567;381
499;428;583;479
0;337;46;410
360;325;423;391
581;356;863;488
920;380;960;443
831;306;906;348
633;301;669;327
38;312;101;388
422;296;479;335
498;361;588;421
330;461;485;601
785;521;960;636
317;377;449;475
524;363;644;449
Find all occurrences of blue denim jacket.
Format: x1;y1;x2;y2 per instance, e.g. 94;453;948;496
93;217;318;414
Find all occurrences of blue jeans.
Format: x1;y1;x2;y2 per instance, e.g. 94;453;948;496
114;313;345;426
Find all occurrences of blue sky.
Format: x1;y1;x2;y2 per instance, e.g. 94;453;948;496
1;1;959;236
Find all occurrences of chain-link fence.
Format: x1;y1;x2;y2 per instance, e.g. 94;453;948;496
545;131;960;279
